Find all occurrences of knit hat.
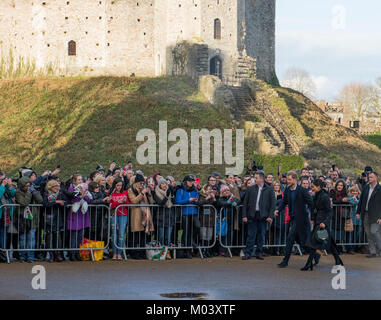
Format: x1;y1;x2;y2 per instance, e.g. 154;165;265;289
212;172;221;178
158;177;167;186
135;174;145;183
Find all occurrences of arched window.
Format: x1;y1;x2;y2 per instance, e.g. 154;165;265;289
214;18;221;40
68;40;76;56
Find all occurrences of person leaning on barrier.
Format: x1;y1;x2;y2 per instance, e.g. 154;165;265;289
0;173;16;263
15;177;43;263
356;171;381;258
217;185;241;257
242;171;275;260
88;181;110;245
127;174;154;260
198;184;217;258
153;177;175;247
175;175;200;259
109;178;130;261
329;179;350;254
276;171;315;268
42;179;68;263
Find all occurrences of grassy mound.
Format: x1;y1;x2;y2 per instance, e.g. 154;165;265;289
0;76;379;180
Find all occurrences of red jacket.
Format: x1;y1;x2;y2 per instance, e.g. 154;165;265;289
110;191;130;216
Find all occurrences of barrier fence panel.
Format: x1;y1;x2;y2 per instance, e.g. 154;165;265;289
0;202;369;263
0;204;110;264
331;204;367;250
113;204;218;259
219;204;368;258
218;205;294;258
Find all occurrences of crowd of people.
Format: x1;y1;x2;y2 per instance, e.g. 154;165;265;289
0;160;380;266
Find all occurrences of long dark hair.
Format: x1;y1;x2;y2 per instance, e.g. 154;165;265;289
110;178;123;194
333;179;347;196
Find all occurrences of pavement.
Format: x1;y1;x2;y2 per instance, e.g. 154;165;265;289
0;254;380;300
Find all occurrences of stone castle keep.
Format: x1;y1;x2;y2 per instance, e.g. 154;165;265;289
0;0;276;83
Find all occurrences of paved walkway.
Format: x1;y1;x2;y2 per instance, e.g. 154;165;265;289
0;254;380;300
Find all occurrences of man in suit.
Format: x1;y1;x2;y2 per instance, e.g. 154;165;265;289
276;171;314;268
242;171;275;260
356;171;381;258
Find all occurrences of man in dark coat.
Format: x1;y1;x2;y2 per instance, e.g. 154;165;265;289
356;171;381;257
276;171;314;268
242;171;275;260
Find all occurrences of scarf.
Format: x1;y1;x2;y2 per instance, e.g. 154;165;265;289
155;185;173;208
47;189;60;203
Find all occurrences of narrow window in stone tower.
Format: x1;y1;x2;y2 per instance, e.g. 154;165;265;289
214;18;221;40
68;40;76;56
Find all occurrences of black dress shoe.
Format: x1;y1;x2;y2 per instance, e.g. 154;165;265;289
242;255;250;260
256;255;264;260
54;253;64;262
278;261;288;268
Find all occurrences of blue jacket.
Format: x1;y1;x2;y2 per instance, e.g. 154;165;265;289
175;184;199;215
0;184;16;219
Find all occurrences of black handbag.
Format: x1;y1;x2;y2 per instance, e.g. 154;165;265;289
314;227;329;244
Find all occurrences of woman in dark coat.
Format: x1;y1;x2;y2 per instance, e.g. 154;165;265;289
42;179;68;262
87;181;109;243
302;179;344;271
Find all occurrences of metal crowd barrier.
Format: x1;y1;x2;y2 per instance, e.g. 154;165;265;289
218;204;368;258
112;204;218;260
331;204;367;248
0;203;110;264
218;205;299;258
0;202;369;263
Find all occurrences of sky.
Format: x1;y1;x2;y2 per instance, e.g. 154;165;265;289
276;0;381;101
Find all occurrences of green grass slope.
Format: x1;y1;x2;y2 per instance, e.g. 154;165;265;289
0;76;379;180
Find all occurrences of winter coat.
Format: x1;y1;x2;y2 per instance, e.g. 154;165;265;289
66;184;90;231
198;190;217;227
153;186;175;228
306;189;333;250
88;189;109;240
127;183;154;233
357;183;381;225
329;189;351;230
42;190;68;232
242;184;276;220
277;185;314;247
110;190;130;216
0;184;16;220
274;193;287;229
15;177;43;232
175;184;199;216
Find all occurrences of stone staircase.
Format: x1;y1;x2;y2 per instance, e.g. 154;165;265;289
227;81;299;155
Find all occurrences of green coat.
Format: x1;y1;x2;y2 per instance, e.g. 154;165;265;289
0;184;16;219
14;177;43;231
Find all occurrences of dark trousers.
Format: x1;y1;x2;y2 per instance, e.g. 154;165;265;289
181;215;200;247
244;216;267;257
283;219;311;263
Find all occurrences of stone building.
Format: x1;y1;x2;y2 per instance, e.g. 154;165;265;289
0;0;277;83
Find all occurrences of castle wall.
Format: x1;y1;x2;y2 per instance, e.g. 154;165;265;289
0;0;277;82
0;0;156;76
239;0;276;83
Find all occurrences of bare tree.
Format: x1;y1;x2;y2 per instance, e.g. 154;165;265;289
281;67;317;99
339;83;377;122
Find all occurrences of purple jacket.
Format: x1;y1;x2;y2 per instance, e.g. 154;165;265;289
67;185;90;231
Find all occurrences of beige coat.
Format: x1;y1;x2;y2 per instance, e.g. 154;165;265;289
127;182;154;233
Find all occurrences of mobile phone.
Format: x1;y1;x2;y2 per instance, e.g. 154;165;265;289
195;178;200;185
